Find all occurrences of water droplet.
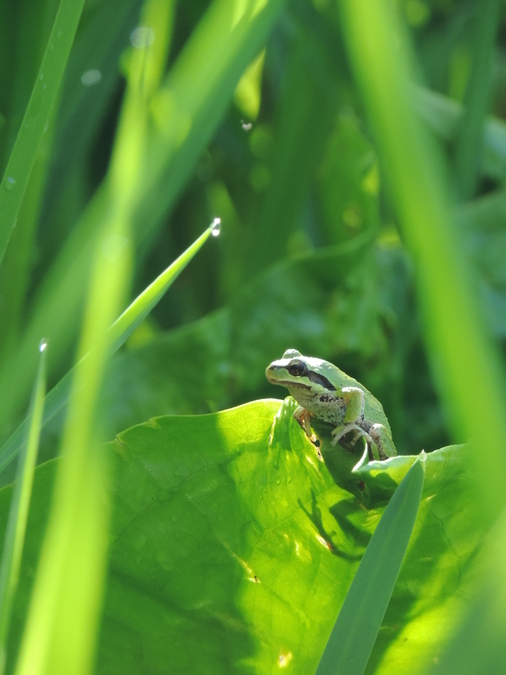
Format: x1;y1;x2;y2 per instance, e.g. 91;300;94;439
241;120;252;131
49;43;54;51
130;26;155;48
210;217;221;236
81;69;102;86
56;31;62;38
39;73;44;80
39;339;48;353
4;176;17;191
275;478;281;485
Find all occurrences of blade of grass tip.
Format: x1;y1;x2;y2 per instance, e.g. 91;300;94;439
0;0;86;268
454;0;500;201
0;341;47;674
109;217;221;349
0;219;221;475
316;454;425;675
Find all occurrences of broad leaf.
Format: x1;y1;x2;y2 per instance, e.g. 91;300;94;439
2;400;484;674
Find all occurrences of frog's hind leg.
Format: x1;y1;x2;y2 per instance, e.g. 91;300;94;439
331;423;372;447
370;424;397;459
330;388;370;448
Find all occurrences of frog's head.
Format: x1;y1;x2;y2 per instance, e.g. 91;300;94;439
265;349;337;395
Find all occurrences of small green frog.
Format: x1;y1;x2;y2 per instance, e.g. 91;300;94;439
266;349;396;460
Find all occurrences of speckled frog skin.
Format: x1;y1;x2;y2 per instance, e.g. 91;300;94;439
265;349;396;460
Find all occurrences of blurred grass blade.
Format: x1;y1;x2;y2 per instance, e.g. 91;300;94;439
454;0;500;200
0;221;219;474
414;86;506;182
13;231;128;675
0;116;55;354
425;510;506;675
338;0;506;519
12;12;162;670
13;67;134;675
0;0;85;268
316;455;425;675
0;342;46;672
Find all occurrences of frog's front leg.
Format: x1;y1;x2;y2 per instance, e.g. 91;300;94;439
293;405;313;438
342;386;365;423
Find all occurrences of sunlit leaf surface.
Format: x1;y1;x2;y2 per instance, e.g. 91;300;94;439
1;401;484;674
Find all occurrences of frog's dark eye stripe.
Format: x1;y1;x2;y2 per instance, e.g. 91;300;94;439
307;371;336;391
287;359;307;377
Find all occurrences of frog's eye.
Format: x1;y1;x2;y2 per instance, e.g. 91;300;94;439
287;359;307;377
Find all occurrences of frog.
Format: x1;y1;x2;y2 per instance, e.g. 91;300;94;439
265;349;396;460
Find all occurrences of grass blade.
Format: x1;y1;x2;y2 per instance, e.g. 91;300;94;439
12;9;178;669
0;0;85;268
13;236;127;675
316;455;425;675
0;221;219;474
12;59;136;675
454;0;500;200
0;342;46;673
414;86;506;182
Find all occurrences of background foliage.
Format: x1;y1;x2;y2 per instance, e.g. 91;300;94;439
0;0;506;673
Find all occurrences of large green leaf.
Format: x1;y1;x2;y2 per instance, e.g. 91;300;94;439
2;400;484;674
